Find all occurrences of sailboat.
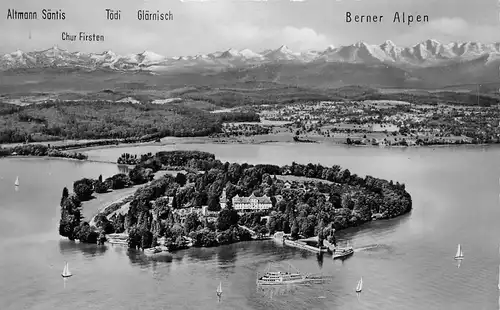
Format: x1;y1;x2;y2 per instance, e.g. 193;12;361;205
498;265;500;290
14;176;19;187
454;244;464;260
355;277;363;293
61;262;72;278
216;282;222;297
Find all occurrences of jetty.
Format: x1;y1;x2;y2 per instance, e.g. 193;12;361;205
323;239;336;252
273;232;328;254
106;233;128;245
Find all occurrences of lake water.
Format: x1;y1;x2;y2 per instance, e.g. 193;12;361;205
1;143;500;310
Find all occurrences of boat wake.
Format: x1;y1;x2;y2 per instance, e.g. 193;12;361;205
354;244;380;252
354;244;394;254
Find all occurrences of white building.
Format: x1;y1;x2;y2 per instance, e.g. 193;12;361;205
219;189;273;213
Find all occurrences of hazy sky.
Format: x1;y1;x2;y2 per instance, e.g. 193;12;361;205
0;0;498;55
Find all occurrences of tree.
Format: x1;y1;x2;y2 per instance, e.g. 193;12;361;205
175;172;187;186
73;178;94;201
217;209;239;231
73;222;99;243
129;167;153;185
59;193;83;240
141;229;154;249
127;227;142;249
110;173;131;190
94;214;115;234
207;195;221;211
267;215;278;235
60;187;69;205
94;181;109;194
329;193;342;209
184;212;201;235
291;220;299;240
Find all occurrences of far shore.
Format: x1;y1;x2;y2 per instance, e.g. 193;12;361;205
46;136;500;153
2;154;118;165
2;136;497;163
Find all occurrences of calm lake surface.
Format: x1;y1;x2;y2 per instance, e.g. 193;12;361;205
1;143;500;310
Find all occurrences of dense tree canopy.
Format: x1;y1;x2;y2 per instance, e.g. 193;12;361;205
0;101;223;143
59;150;412;249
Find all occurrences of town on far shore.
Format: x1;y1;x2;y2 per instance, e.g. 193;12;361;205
211;98;500;146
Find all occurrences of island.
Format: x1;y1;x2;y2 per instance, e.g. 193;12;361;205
58;150;412;252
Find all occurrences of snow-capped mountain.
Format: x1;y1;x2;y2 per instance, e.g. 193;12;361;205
2;39;500;71
263;45;301;61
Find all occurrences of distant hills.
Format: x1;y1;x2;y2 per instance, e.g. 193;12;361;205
2;40;500;89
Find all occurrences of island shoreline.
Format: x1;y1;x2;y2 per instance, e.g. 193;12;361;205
57;150;413;254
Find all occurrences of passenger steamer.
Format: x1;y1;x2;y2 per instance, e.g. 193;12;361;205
256;263;311;285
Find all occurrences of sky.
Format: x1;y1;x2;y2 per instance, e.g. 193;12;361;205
0;0;499;55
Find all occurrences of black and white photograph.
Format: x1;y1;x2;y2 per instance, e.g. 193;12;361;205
0;0;499;309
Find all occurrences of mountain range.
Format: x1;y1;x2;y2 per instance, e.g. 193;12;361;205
3;39;500;89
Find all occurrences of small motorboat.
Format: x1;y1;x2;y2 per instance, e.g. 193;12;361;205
144;246;170;256
333;247;354;259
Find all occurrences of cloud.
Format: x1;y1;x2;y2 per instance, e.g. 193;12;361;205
395;17;500;45
281;27;330;50
213;24;331;51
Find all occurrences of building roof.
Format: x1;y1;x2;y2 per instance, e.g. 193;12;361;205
232;193;272;204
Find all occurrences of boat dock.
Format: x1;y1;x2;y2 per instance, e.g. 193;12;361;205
106;233;128;245
323;239;336;253
283;239;328;253
274;232;328;254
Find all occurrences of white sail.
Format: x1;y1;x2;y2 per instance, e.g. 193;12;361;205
217;282;222;294
14;176;19;186
498;265;500;290
62;262;72;277
355;277;363;292
455;244;463;259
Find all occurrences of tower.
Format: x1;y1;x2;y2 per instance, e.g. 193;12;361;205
220;188;227;209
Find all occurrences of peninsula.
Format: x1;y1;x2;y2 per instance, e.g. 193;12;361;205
58;150;412;251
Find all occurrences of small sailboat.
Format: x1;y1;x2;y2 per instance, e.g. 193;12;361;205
355;277;363;293
454;244;464;260
61;262;72;278
14;176;19;187
498;265;500;290
216;282;222;297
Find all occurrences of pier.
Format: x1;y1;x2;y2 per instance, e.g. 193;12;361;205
274;232;328;254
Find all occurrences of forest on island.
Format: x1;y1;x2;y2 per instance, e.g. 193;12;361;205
59;150;412;250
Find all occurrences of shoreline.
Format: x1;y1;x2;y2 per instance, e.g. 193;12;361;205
3;134;498;154
1;155;117;165
42;137;500;153
2;139;497;166
55;149;413;253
